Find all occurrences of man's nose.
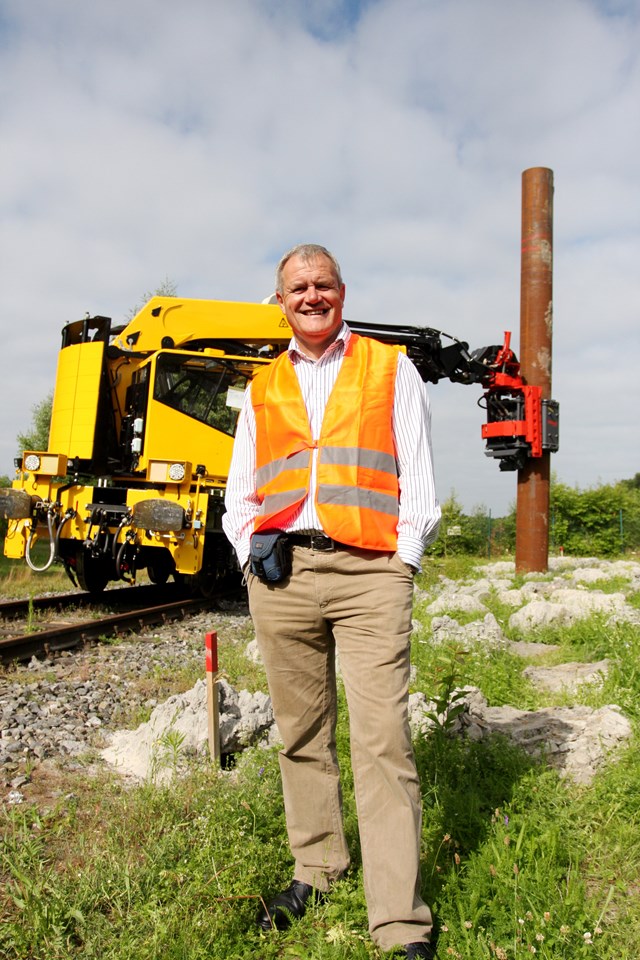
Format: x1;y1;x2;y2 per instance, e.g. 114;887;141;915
305;284;322;302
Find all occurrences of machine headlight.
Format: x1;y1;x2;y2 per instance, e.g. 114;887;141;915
168;462;186;481
148;460;191;484
22;453;68;476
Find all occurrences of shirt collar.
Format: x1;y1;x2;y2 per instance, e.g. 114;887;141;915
288;322;351;362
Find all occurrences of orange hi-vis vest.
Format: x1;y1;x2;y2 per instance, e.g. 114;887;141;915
250;333;401;551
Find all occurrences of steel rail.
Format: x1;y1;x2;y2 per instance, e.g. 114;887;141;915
0;583;190;621
0;596;213;664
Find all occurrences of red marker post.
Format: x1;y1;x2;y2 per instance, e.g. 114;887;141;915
205;631;220;763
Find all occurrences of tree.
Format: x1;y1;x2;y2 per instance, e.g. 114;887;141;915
549;477;640;556
126;276;178;320
17;393;53;454
427;493;492;557
0;474;9;539
621;473;640;491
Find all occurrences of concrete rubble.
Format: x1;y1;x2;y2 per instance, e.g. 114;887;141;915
522;658;610;693
101;678;276;782
408;685;632;785
429;612;507;649
3;556;638;791
95;556;640;786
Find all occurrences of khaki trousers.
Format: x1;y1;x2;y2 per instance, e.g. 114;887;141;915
247;544;433;950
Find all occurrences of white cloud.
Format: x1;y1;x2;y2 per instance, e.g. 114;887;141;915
1;0;638;515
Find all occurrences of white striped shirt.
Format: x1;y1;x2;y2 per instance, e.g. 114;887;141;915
222;323;441;570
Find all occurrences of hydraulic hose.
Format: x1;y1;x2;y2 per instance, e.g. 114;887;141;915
54;509;75;557
115;538;136;583
25;508;57;572
112;514;132;560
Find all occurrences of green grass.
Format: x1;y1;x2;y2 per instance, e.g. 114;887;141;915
2;560;640;958
573;575;634;594
0;552;72;598
416;555;485;590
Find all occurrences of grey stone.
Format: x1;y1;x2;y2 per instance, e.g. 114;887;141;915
101;678;274;782
507;640;561;659
59;739;85;756
476;561;515;577
430;612;506;648
523;660;609;693
245;639;262;664
427;592;488;615
495;588;527;607
411;686;631;784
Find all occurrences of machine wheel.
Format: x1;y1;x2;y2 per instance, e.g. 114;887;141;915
147;550;176;586
191;569;218;599
76;549;111;596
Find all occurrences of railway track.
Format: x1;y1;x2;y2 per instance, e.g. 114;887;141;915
0;583;186;621
0;586;216;664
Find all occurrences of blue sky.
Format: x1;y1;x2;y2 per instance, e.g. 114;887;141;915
1;0;639;516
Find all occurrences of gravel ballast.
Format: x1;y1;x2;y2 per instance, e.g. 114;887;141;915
1;602;252;789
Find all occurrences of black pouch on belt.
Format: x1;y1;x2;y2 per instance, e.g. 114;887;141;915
249;531;292;583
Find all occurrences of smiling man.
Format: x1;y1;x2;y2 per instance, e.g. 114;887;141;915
275;246;346;358
222;243;440;958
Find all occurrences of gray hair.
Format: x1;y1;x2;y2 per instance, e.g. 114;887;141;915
275;243;343;294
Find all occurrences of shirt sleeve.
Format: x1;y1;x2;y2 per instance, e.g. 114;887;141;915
222;384;259;569
393;352;441;570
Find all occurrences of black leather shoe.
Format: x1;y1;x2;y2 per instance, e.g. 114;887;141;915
403;942;435;959
257;879;323;931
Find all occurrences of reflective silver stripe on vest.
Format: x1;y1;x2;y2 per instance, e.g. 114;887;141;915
320;446;397;476
317;484;399;517
256;449;312;489
258;488;308;517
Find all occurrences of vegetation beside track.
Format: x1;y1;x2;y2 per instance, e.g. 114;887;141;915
1;554;640;958
0;551;72;599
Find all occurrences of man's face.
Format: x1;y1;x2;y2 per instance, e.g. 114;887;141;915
276;254;346;359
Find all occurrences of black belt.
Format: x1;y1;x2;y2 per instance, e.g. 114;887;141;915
287;533;344;552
